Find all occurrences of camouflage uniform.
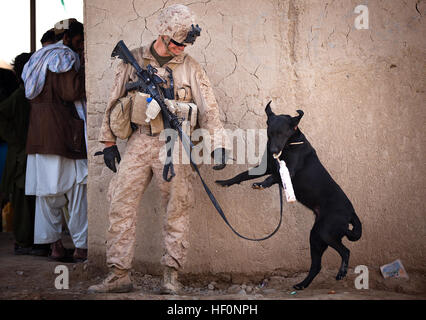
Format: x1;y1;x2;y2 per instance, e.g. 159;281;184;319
98;16;229;272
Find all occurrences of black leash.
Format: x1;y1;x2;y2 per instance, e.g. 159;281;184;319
192;162;284;241
165;126;283;242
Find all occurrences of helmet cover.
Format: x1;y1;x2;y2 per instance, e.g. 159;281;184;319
157;4;198;44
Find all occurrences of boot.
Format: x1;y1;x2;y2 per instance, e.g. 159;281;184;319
87;267;133;293
161;266;182;295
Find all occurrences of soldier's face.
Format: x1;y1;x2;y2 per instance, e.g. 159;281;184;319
168;41;185;56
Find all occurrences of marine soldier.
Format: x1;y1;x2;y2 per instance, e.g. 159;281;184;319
89;4;230;294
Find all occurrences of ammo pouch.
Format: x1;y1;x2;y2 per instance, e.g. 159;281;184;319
175;85;197;135
109;93;134;140
174;101;198;135
129;93;199;136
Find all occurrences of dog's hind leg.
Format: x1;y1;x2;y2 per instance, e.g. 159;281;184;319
328;240;350;280
293;227;328;290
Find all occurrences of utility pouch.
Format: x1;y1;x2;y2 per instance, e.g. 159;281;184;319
131;92;150;125
150;112;164;135
132;92;164;135
109;93;134;140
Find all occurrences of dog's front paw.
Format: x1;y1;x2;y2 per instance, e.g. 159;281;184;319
293;283;305;291
215;180;232;187
252;183;264;190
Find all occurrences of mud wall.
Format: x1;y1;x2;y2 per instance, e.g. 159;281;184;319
85;0;426;276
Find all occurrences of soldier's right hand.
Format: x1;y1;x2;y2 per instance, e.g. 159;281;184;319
94;145;121;173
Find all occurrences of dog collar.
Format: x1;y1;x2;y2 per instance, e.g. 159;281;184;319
273;141;305;159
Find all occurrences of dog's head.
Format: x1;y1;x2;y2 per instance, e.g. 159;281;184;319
265;101;304;158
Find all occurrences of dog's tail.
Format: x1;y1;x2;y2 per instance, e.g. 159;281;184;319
346;213;362;241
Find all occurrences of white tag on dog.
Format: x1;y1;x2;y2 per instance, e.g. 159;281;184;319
278;160;297;202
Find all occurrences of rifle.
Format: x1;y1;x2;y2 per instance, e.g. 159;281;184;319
110;40;283;241
112;42;173;123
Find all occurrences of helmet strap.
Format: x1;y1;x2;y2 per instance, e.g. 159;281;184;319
161;36;177;58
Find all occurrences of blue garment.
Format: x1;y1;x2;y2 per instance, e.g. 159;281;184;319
21;41;80;100
0;142;7;184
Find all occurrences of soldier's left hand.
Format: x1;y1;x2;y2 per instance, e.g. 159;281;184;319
94;145;121;173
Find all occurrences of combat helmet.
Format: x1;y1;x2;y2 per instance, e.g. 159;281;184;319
157;4;201;54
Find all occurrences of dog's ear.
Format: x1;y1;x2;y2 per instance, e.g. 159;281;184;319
265;101;275;118
292;110;304;128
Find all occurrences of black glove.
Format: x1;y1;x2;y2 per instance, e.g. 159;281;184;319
211;148;228;171
94;145;121;173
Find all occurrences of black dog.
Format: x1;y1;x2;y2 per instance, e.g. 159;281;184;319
216;102;362;290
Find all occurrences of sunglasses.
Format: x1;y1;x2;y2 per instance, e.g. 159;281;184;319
170;38;186;48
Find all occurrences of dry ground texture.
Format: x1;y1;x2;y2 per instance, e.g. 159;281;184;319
0;232;425;300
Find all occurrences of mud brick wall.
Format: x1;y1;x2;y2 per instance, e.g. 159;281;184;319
84;0;426;276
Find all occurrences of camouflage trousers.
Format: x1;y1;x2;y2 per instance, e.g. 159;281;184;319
106;128;193;270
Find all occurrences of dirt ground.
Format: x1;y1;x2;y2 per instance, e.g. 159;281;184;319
1;232;425;300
